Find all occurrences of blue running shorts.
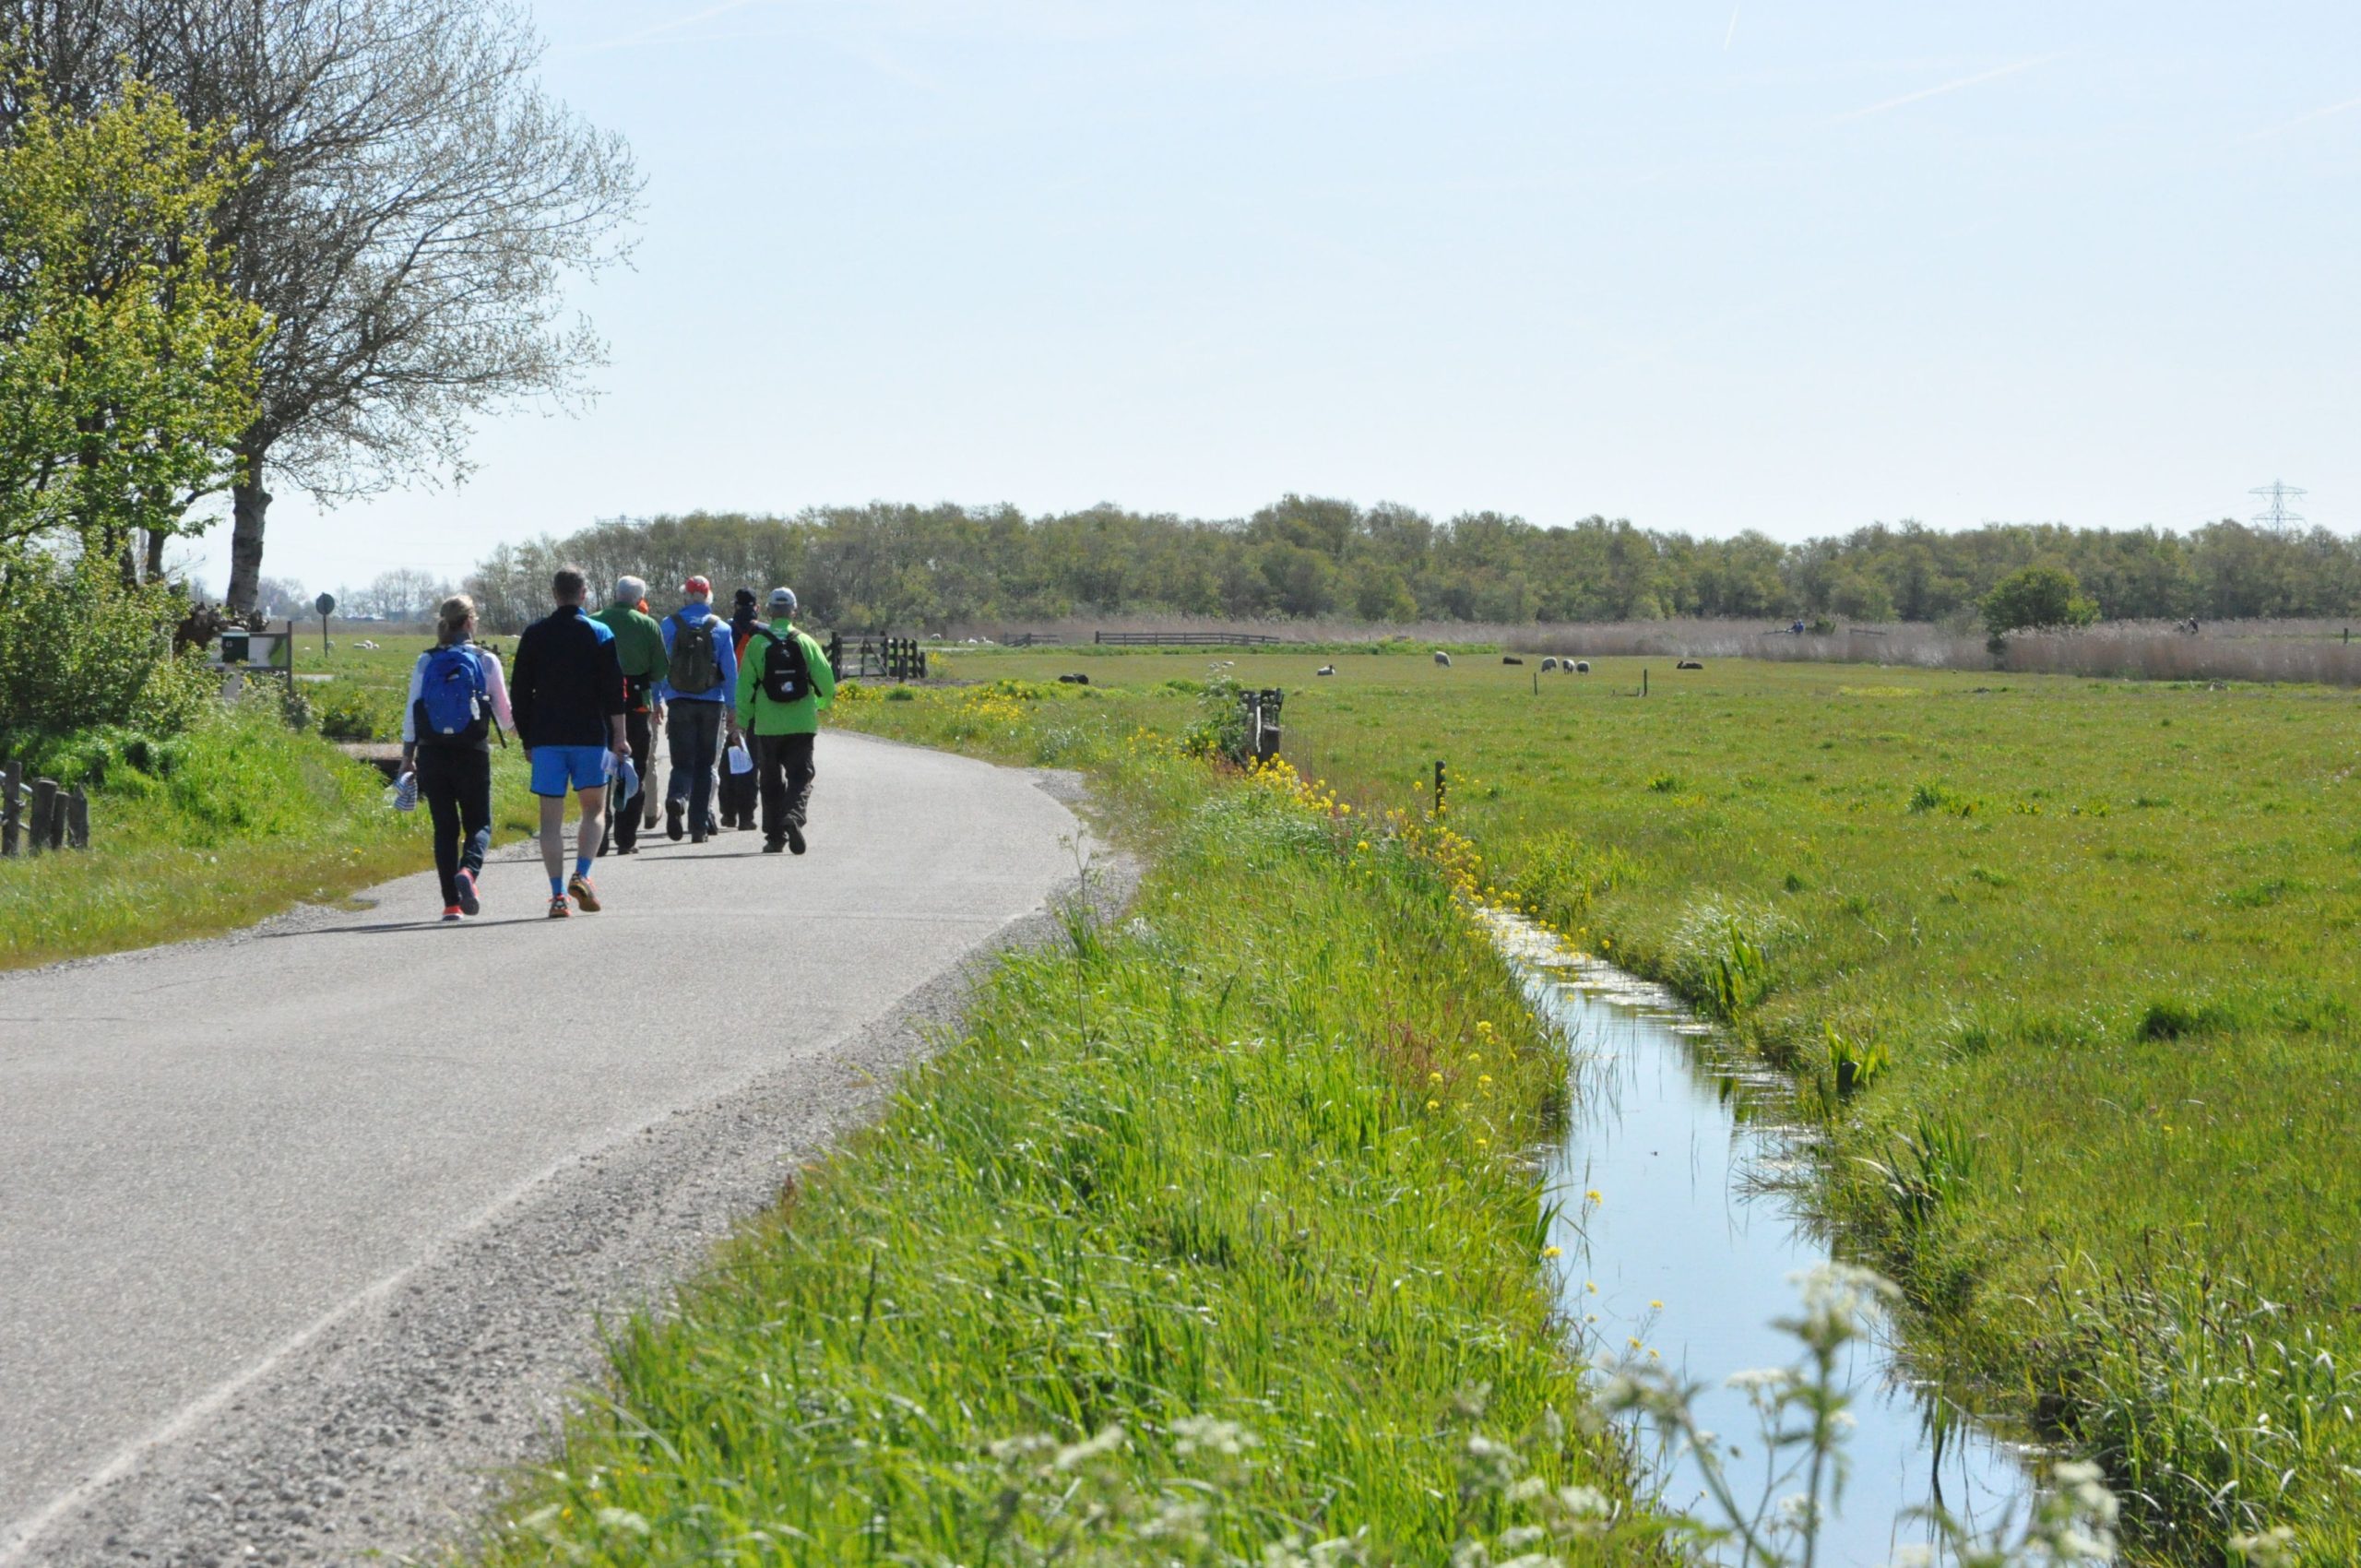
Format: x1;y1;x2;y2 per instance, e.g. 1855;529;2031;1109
529;744;612;797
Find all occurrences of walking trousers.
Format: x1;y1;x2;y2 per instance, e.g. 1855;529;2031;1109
665;702;725;830
754;732;816;845
602;708;654;853
416;745;492;905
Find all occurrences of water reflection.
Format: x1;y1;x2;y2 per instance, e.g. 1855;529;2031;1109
1487;914;2041;1567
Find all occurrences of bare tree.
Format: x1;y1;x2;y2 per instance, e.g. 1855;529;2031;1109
3;0;643;607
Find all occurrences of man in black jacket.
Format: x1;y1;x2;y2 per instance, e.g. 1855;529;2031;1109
508;565;630;918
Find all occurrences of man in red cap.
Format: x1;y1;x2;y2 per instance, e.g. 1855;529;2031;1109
656;575;742;844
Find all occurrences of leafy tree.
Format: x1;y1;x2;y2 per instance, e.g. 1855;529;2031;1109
1981;564;2099;636
0;78;262;576
6;0;645;610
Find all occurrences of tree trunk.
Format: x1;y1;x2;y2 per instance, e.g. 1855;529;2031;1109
226;441;270;613
141;528;166;584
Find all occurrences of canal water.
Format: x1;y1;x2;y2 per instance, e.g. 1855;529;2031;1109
1485;913;2042;1566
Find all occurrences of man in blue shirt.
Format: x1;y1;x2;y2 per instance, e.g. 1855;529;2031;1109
508;564;630;917
657;575;742;845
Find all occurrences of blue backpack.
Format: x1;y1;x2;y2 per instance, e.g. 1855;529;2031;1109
417;645;489;745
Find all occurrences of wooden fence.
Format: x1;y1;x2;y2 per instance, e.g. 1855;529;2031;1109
825;634;929;682
1;761;90;856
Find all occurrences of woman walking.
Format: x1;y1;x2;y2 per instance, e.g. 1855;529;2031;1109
401;595;515;922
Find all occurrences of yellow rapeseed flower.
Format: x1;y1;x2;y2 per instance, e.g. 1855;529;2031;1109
1585;1189;1602;1204
1542;1245;1562;1258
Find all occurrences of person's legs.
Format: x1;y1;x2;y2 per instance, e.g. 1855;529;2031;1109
784;733;816;825
457;749;492;896
612;709;651;850
684;705;721;837
784;732;816;853
572;782;608;909
417;750;463;907
753;732;789;847
538;792;567;890
666;704;720;839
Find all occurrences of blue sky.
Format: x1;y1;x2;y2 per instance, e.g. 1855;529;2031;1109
200;0;2361;599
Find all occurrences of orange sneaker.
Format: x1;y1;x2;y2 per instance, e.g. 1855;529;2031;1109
567;873;600;913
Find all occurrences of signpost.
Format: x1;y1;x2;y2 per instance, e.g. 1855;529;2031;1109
314;591;336;653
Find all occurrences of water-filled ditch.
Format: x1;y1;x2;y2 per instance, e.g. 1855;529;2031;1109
1486;911;2046;1565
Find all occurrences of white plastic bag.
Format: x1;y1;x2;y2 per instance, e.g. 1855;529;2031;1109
392;769;419;812
726;740;753;775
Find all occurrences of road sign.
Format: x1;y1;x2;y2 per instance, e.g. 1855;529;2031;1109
314;592;337;616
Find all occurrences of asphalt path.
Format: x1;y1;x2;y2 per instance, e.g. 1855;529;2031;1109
0;731;1092;1563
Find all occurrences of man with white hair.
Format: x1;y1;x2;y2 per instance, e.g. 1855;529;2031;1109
594;575;666;854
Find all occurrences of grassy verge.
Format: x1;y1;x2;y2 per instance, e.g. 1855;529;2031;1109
836;656;2361;1563
0;687;541;969
477;717;1656;1565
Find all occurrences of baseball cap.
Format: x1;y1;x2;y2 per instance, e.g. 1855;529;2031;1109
768;587;797;614
682;575;711;596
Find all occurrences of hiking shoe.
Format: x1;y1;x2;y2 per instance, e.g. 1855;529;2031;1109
666;799;684;841
690;831;706;845
786;821;806;856
643;796;658;829
454;868;481;917
567;873;601;913
441;905;465;922
762;838;785;853
546;897;571;920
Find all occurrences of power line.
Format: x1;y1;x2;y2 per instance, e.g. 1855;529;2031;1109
2249;479;2308;530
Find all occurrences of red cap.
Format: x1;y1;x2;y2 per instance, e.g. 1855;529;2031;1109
682;575;711;595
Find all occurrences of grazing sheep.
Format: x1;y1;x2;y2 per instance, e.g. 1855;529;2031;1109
1315;665;1335;676
1432;650;1452;667
1501;656;1524;666
1540;657;1559;671
1574;660;1591;673
1676;659;1703;671
1057;672;1090;684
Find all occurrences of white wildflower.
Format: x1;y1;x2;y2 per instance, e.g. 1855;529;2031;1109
2228;1525;2300;1568
1171;1414;1259;1457
1053;1423;1127;1471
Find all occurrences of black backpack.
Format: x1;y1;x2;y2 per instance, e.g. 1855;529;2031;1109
667;614;721;695
758;627;811;704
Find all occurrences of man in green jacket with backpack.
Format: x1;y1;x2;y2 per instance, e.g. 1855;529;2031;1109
734;587;836;854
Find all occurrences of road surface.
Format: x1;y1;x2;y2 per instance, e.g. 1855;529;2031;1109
0;733;1097;1564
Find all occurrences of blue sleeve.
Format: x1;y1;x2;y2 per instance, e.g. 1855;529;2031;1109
655;614;675;701
717;622;739;706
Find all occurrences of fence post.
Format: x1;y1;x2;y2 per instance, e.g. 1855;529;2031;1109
66;786;89;849
0;760;18;857
30;778;58;855
1642;668;1649;698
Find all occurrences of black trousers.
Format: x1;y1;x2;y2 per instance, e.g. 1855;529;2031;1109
754;731;816;844
416;745;491;905
602;708;654;852
718;761;757;827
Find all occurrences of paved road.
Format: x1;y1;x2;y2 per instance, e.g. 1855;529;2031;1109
0;733;1088;1562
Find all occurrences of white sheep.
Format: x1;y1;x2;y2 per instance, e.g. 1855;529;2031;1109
1540;657;1559;671
1316;665;1335;676
1432;650;1452;668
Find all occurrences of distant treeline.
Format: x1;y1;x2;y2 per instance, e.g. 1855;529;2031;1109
461;498;2361;632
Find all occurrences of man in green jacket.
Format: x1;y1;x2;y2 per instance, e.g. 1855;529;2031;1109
734;587;836;855
595;575;668;854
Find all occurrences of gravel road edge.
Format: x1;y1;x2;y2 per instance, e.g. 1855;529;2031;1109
20;770;1137;1568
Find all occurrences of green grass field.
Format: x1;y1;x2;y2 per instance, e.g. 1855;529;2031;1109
0;635;541;969
477;722;1665;1566
832;647;2361;1564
